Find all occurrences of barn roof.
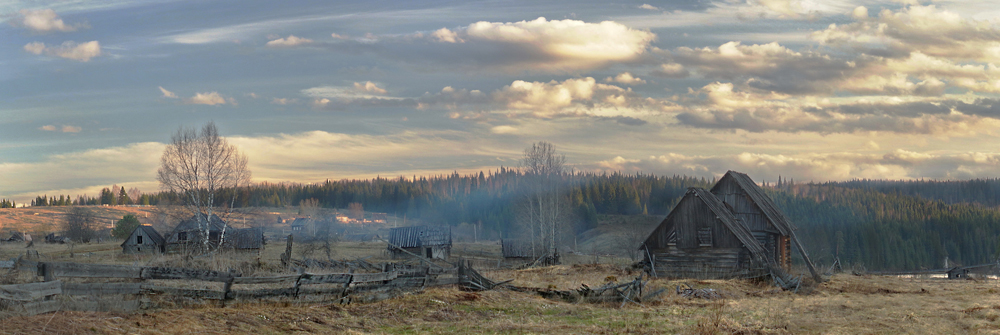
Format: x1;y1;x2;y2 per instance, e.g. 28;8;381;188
501;239;536;258
290;217;311;227
120;225;165;247
173;213;228;232
222;227;264;249
711;170;795;235
388;225;451;248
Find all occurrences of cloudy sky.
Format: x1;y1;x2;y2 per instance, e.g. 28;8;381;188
4;0;1000;203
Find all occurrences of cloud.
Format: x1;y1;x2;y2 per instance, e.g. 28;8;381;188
158;86;178;99
755;0;803;17
490;125;518;134
330;33;349;40
421;17;655;71
652;63;689;78
605;72;646;85
38;125;81;133
353;81;388;94
23;41;102;61
638;4;660;11
266;35;313;47
185;92;230;105
16;9;83;33
271;98;295;105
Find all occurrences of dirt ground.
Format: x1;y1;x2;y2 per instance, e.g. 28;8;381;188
3;265;1000;334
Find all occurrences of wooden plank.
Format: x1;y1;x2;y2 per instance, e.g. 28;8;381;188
0;260;13;269
61;282;146;296
45;262;143;279
19;300;61;316
298;287;347;296
232;275;300;285
352;271;398;284
230;287;296;299
142;267;234;282
61;299;141;313
297;273;351;285
429;268;458;275
0;281;62;301
147;286;223;299
427;277;459;286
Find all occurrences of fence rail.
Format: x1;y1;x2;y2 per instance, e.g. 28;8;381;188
0;258;489;317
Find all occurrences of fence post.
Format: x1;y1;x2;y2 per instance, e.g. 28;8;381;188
221;275;235;307
293;267;305;298
339;269;353;304
281;235;293;267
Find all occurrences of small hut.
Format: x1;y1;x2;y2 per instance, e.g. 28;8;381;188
165;213;228;252
501;239;537;262
387;225;452;260
6;231;24;242
121;225;165;254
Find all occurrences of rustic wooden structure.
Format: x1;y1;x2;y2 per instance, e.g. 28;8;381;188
387;225;452;260
640;171;821;283
120;225;165;254
221;227;265;251
501;239;537;261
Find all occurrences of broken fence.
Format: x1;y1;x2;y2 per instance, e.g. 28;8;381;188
0;258;495;317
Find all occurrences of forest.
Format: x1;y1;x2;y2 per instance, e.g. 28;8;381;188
26;171;1000;271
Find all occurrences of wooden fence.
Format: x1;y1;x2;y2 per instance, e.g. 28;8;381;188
0;258;491;317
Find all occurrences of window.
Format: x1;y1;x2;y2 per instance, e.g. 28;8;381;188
137;235;143;244
178;232;187;241
697;228;713;247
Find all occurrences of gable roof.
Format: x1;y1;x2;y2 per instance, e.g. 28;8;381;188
290;217;312;227
388;225;451;248
173;213;228;232
222;227;264;249
711;170;795;235
120;225;165;247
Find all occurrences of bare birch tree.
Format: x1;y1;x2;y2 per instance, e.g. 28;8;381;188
157;122;250;253
520;141;566;261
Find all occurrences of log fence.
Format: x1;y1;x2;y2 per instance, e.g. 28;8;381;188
0;258;492;317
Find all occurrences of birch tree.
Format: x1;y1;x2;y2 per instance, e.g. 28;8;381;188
157;122;250;252
519;141;566;260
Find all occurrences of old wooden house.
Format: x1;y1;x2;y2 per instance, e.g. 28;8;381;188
641;171;820;281
501;239;537;262
387;225;452;260
120;225;165;254
165;213;228;252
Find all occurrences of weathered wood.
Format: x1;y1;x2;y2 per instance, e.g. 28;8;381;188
230;287;297;299
298;287;347;296
146;286;224;299
61;282;146;296
426;277;459;286
0;260;13;269
351;271;398;284
18;300;61;316
297;273;352;285
281;234;293;266
61;299;142;313
142;267;234;282
0;280;62;301
232;274;300;285
44;262;143;279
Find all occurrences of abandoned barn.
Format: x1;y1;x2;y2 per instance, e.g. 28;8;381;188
221;227;265;251
387;225;452;260
164;213;228;252
640;171;819;280
121;225;165;254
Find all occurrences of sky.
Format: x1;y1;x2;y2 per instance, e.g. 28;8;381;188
4;0;1000;203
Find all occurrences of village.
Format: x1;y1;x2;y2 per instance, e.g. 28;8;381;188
2;171;1000;333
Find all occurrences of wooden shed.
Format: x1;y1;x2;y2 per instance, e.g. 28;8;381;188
221;227;265;251
165;213;228;252
121;225;165;254
387;225;452;260
640;171;821;282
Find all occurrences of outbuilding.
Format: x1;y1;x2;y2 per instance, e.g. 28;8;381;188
121;225;165;254
387;225;452;260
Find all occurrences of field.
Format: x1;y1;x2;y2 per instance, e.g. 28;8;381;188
2;239;1000;334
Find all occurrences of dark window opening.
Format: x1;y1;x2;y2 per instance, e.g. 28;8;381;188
426;247;432;258
178;232;187;241
210;232;219;241
697;228;713;247
137;235;143;244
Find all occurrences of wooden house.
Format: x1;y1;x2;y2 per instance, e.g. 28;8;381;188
289;218;330;239
501;239;537;262
120;225;165;254
387;225;452;260
640;171;820;281
165;213;228;252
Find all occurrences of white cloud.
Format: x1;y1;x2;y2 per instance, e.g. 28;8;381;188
353;81;388;94
638;4;660;11
266;35;313;47
605;72;646;85
185;92;229;105
490;125;518;134
23;41;101;61
429;17;656;70
312;98;330;108
271;97;295;105
61;125;81;133
39;125;56;131
38;125;80;133
331;33;349;40
158;86;178;99
17;9;81;33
